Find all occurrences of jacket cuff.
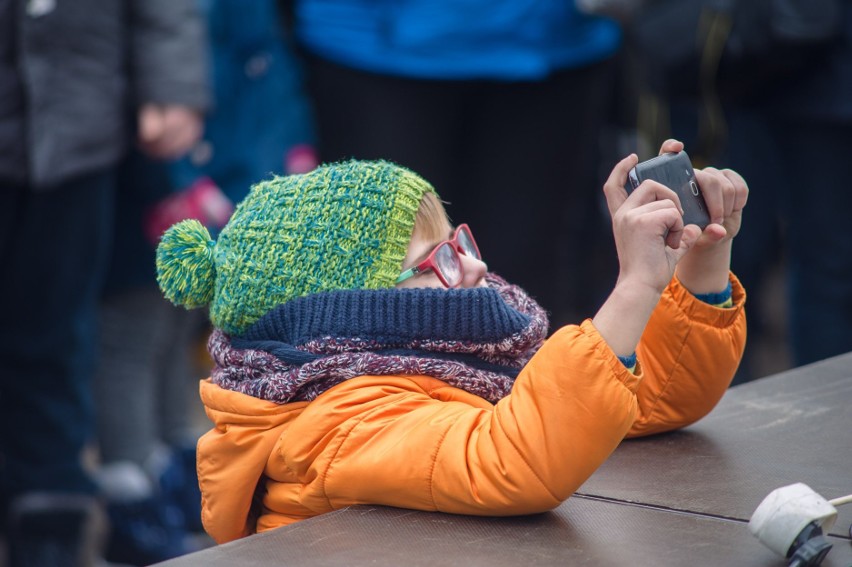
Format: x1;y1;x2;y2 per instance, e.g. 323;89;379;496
577;319;642;394
668;272;746;328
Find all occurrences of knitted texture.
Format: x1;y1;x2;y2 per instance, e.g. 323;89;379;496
156;160;436;335
156;220;216;308
209;274;549;404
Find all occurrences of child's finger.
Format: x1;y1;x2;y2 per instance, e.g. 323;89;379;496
672;224;702;261
700;222;728;243
658;139;684;155
657;207;685;249
721;168;749;212
665;225;683;251
631;179;684;214
694;169;726;224
633;198;681;215
602;154;639;216
704;168;736;221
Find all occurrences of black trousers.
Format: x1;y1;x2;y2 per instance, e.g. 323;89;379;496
723;111;852;368
0;170;114;514
305;56;618;329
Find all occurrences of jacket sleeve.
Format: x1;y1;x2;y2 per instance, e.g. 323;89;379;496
197;380;309;544
427;273;745;512
628;272;747;437
289;275;745;519
430;321;642;515
302;322;642;518
128;0;210;109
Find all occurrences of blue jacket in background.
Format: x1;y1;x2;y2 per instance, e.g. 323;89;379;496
171;0;316;203
294;0;621;80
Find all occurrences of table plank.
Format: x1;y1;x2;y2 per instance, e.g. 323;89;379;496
579;352;852;537
155;498;852;566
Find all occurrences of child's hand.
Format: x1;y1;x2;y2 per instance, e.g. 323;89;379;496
593;145;701;357
658;139;749;295
592;139;746;357
691;166;749;248
649;137;748;250
602;151;702;296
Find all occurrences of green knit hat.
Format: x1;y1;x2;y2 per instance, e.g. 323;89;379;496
156;160;437;335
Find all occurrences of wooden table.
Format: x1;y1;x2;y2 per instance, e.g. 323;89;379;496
157;353;852;566
579;350;852;541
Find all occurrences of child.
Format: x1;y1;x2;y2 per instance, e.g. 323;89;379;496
156;139;747;543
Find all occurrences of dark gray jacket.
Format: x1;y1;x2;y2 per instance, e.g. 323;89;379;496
5;0;209;189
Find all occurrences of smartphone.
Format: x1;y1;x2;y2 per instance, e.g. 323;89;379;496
625;151;710;229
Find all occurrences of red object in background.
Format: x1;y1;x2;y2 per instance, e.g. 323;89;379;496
285;144;319;175
144;176;234;245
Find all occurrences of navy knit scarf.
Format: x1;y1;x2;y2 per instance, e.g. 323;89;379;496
209;274;549;404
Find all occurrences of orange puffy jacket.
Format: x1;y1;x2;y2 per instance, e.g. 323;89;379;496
198;275;746;543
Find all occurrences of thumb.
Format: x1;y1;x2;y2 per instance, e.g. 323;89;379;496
658;138;684;155
138;104;164;143
603;154;639;217
671;224;702;263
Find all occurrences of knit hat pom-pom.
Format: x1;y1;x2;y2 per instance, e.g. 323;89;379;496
156;219;216;308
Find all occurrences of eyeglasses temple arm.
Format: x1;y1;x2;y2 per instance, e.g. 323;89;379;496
395;266;420;284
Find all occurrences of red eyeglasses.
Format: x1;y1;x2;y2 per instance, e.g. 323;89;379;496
395;224;482;288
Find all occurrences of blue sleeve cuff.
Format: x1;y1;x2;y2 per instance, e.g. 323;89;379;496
617;352;637;370
694;281;733;307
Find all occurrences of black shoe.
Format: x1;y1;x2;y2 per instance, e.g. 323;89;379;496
6;492;107;567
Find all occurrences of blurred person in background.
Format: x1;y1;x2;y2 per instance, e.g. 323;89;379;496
620;0;852;382
170;0;319;200
0;1;208;566
92;1;317;563
93;154;221;566
286;0;624;330
717;1;852;374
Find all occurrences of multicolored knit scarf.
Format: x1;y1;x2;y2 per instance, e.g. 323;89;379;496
209;274;549;404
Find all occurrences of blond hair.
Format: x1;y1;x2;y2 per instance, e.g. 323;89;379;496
412;191;453;242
